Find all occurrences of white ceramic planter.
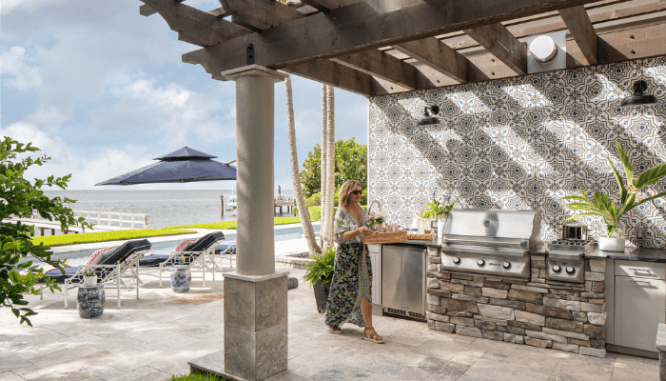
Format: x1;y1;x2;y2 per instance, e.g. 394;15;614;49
83;275;97;288
599;237;625;252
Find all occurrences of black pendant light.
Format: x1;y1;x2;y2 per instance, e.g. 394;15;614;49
416;105;440;126
621;80;657;107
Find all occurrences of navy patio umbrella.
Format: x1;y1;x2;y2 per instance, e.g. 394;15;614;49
95;147;236;186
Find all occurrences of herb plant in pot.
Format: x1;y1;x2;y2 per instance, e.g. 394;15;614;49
563;142;666;252
303;247;335;313
419;194;463;238
82;267;97;288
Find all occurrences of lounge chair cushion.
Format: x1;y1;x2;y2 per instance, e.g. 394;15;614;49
101;239;152;266
85;246;116;265
189;232;225;252
139;254;170;267
42;267;80;283
215;243;236;254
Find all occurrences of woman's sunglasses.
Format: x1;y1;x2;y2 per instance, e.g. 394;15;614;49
351;190;363;195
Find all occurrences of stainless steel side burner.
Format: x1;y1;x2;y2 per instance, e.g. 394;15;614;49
438;209;541;278
546;239;594;283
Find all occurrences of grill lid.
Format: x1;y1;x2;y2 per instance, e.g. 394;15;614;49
441;209;541;249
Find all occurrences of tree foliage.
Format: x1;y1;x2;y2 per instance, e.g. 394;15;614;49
300;138;367;198
0;137;91;325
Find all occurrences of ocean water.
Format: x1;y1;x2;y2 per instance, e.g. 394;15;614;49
43;189;295;229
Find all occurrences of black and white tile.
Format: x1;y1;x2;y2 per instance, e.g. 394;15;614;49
369;58;666;248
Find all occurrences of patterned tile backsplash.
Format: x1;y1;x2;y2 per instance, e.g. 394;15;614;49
368;57;666;248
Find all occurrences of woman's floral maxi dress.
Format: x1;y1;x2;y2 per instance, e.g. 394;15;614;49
324;207;372;328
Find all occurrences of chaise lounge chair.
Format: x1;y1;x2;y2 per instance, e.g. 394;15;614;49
40;239;151;308
158;231;225;287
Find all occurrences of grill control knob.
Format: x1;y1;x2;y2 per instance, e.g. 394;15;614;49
553;265;561;273
502;261;511;269
566;266;575;274
477;259;485;266
453;257;461;264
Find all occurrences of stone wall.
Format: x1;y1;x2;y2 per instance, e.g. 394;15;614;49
426;248;608;357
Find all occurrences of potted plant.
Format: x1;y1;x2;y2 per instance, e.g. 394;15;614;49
367;210;385;232
303;247;335;313
563;141;666;251
82;267;97;287
420;193;463;236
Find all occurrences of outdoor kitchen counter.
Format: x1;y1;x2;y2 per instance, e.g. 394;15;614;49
530;243;666;263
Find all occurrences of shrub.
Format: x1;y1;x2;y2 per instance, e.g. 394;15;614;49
31;228;195;247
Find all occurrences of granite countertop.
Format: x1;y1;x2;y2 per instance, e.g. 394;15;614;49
381;239;437;247
530;243;666;263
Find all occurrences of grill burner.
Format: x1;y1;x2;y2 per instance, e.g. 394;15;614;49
438;210;541;278
546;239;593;283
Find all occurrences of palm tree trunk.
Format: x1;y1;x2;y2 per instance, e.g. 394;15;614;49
324;85;336;249
320;84;328;250
285;75;320;256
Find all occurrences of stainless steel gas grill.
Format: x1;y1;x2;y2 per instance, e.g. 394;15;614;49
546;239;594;283
439;209;542;278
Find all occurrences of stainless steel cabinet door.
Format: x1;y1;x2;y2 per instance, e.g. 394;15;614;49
615;275;666;352
381;245;425;314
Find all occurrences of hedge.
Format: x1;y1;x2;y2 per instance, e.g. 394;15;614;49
167;216;302;230
31;228;196;247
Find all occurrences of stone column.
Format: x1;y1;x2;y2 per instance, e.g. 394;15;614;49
221;65;289;381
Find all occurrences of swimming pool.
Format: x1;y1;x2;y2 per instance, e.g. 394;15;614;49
46;225;320;266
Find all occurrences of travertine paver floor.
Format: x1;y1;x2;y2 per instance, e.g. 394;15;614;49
0;263;659;381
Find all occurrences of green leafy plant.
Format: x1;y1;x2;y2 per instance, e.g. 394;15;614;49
419;194;463;220
0;137;92;325
303;246;336;286
82;267;95;277
563;141;666;238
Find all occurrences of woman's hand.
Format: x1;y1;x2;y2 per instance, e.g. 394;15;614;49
358;226;371;234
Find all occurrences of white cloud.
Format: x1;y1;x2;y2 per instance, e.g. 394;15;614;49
0;46;42;90
90;79;235;147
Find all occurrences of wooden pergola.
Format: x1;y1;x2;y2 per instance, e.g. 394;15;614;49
136;2;666;379
140;0;666;97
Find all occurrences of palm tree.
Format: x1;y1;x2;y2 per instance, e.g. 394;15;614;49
320;84;328;249
323;85;336;249
285;75;320;255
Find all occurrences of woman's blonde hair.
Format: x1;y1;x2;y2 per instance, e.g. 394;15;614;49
338;180;362;208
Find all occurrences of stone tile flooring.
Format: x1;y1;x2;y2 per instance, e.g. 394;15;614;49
0;264;659;381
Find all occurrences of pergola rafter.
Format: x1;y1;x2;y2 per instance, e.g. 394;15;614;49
140;0;666;96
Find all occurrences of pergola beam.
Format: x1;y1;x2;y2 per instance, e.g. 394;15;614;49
559;6;598;65
182;0;603;75
282;60;373;97
331;49;419;91
464;23;527;75
140;0;251;47
392;38;468;84
219;0;305;31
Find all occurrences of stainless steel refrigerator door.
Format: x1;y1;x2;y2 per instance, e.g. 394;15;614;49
381;245;425;315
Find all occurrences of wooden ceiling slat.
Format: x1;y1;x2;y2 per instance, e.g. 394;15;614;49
392;38;468;83
464;23;527;75
450;1;666;51
559;6;598;65
331;49;419;91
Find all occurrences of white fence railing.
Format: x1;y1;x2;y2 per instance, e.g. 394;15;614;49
28;210;149;229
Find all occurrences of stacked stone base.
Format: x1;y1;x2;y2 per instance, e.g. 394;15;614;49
427;252;607;357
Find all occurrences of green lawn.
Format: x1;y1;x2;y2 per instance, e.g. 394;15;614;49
166;216;302;229
168;373;226;381
31;228;196;247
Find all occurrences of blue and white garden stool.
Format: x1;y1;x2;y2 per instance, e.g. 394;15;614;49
171;265;191;293
77;284;105;318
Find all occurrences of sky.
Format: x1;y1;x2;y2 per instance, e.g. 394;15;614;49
0;0;368;191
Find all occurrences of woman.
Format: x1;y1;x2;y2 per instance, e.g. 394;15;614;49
324;180;384;344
